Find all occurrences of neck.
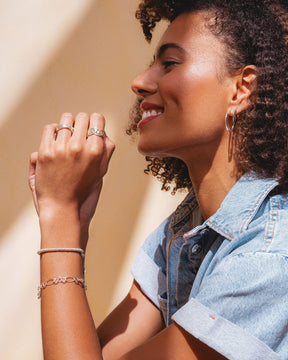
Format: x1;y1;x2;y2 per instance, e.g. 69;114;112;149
185;139;238;220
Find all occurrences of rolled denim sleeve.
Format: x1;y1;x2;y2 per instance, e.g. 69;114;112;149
131;216;171;309
172;252;287;360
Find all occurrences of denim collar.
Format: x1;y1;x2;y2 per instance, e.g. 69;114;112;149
170;187;198;231
171;173;279;240
206;174;278;240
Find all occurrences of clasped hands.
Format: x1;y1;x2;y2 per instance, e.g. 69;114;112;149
29;112;115;231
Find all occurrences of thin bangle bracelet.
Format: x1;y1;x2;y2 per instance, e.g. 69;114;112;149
37;247;85;259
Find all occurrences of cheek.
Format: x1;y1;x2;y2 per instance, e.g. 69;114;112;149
161;68;228;126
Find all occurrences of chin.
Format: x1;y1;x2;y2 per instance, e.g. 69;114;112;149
137;137;181;158
137;144;172;158
138;147;159;157
137;143;161;157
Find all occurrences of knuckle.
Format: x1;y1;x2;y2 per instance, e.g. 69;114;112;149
69;143;83;156
54;145;67;157
105;139;116;156
38;149;53;162
109;142;116;152
89;147;102;159
30;152;38;161
88;145;104;161
101;165;109;177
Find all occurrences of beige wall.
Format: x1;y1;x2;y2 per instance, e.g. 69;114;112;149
0;1;185;359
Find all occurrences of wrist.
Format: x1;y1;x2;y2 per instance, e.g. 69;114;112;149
39;203;82;249
38;198;79;218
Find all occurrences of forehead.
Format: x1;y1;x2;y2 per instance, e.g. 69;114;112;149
158;12;224;57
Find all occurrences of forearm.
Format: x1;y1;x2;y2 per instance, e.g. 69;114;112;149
39;206;103;360
30;112;115;359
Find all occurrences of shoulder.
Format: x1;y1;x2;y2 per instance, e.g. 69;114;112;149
233;191;288;256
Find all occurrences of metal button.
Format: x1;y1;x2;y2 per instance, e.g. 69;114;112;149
191;243;202;254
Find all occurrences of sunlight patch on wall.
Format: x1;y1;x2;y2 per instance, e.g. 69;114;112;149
0;202;42;359
0;0;94;127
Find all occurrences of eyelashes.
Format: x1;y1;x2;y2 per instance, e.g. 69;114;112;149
162;61;179;69
148;58;180;70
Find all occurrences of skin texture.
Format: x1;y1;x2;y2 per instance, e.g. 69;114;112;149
131;12;256;219
29;11;256;360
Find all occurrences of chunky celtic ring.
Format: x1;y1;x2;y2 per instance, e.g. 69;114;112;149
55;124;74;134
87;128;106;138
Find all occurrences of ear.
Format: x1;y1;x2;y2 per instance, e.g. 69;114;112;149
228;65;257;116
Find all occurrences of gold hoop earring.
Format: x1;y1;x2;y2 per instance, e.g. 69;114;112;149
225;109;237;133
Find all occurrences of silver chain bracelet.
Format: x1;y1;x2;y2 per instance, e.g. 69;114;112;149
37;276;87;299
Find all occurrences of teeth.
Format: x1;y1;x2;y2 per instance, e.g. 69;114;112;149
142;109;163;120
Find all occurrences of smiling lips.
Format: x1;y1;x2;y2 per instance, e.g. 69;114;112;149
138;103;164;128
142;109;163;120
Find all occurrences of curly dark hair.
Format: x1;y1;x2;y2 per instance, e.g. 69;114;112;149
126;0;288;193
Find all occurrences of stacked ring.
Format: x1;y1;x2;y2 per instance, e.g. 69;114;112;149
87;128;106;138
55;124;74;134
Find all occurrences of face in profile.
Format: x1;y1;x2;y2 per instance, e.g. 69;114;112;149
131;12;235;161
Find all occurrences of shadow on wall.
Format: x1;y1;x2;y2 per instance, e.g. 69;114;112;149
0;1;160;322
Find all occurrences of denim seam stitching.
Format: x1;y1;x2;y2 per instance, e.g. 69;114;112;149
240;182;277;233
175;238;188;308
206;220;234;240
259;195;280;252
167;232;178;325
170;202;198;229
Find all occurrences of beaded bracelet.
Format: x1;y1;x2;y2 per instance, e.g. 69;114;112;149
37;276;87;299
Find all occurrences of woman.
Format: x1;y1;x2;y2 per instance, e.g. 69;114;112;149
29;0;288;359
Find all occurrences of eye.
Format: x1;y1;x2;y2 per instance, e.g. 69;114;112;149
162;60;179;70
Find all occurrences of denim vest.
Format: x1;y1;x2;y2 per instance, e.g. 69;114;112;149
131;174;288;360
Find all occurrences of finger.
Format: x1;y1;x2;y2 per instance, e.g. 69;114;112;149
38;123;58;156
88;113;115;169
55;113;74;143
72;112;90;143
103;136;116;164
29;151;38;168
87;113;106;149
99;139;115;179
89;112;105;129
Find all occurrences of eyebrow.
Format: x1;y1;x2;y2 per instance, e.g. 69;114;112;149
155;42;186;59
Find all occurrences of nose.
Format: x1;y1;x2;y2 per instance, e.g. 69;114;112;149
131;67;158;97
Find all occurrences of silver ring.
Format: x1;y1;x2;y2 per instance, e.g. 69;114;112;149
87;128;106;138
55;124;74;134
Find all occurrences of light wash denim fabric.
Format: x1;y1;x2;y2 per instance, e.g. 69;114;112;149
131;174;288;360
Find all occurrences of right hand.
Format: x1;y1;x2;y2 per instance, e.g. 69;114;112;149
29;112;115;218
